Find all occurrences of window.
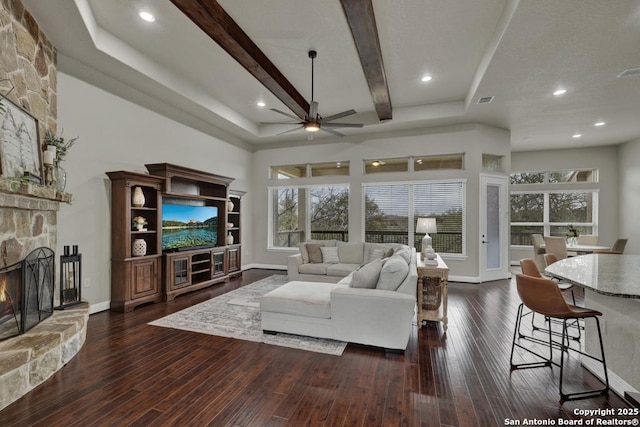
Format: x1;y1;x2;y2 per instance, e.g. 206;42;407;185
364;181;466;255
510;169;599;246
414;154;464;171
364;157;409;174
510;169;596;185
510;191;597;245
482;154;504;172
311;161;349;177
271;165;307;179
270;185;349;248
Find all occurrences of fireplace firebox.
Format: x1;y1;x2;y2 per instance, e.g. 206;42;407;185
0;247;55;341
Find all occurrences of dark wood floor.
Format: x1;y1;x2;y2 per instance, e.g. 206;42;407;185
0;269;633;426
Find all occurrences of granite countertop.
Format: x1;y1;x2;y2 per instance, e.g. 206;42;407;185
545;254;640;299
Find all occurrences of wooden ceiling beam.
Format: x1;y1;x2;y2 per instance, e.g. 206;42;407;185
170;0;310;119
340;0;392;121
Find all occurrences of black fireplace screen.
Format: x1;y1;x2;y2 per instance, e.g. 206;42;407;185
0;247;55;340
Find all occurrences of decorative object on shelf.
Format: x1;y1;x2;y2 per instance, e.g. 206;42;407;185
132;238;147;256
227;199;234;212
55;163;66;192
43;145;56;187
44;130;79;193
132;186;145;207
132;216;147;231
566;224;579;246
0;94;42;181
227;232;234;245
416;217;438;265
227;222;234;228
57;245;84;309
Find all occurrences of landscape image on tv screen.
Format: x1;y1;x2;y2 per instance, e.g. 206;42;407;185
162;203;218;251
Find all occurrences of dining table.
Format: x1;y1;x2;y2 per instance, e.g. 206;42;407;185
540;243;611;254
545;254;640;402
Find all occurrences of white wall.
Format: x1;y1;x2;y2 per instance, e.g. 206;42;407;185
57;73;253;311
618;138;640;255
251;124;511;280
510;145;620;263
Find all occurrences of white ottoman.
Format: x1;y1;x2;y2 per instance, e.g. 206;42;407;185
260;281;342;338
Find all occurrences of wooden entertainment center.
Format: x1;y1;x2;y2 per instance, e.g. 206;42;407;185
107;164;244;312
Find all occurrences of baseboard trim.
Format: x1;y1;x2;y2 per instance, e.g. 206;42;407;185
244;263;287;271
89;300;111;314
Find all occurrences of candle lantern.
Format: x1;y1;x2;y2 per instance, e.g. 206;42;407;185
57;245;84;309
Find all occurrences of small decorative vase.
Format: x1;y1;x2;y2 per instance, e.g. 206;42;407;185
132;238;147;256
55;163;66;193
132;186;145;207
227;200;234;212
226;232;234;245
135;223;144;231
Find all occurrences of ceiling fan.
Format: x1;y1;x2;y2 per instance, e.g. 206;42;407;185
261;50;364;140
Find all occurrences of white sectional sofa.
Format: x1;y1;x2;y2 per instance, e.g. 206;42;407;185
287;240;400;283
261;243;418;350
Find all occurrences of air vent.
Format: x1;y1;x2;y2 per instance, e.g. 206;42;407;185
477;96;494;104
617;68;640;78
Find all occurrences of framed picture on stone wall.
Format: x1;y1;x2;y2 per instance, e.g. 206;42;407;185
0;96;42;181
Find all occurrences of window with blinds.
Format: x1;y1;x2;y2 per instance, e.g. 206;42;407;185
364;181;466;254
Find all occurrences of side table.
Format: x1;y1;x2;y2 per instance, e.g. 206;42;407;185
417;254;449;332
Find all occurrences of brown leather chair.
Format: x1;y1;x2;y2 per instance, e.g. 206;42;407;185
542;254;576;305
510;274;609;402
520;258;579;340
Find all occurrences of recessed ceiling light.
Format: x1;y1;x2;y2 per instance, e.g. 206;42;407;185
572;133;582;139
594;121;606;127
256;101;266;107
553;89;567;96
421;75;432;83
139;11;155;22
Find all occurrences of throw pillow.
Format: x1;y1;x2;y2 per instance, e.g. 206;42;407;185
376;255;409;291
366;247;387;263
320;246;340;264
394;247;412;264
298;242;310;263
307;243;323;263
336;241;364;264
350;259;382;289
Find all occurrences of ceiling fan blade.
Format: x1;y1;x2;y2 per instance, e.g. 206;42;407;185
321;109;357;122
320;127;344;137
260;121;303;125
309;101;318;119
277;126;304;136
321;122;364;128
270;108;301;120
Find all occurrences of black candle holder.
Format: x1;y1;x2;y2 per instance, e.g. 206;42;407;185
56;245;84;309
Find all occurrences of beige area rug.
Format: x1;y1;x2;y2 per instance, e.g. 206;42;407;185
149;275;347;356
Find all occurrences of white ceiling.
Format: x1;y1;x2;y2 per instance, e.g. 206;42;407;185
21;0;640;152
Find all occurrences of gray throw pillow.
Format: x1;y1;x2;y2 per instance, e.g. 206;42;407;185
307;243;323;263
376;255;409;291
350;259;382;289
320;246;340;264
394;247;412;264
298;242;310;263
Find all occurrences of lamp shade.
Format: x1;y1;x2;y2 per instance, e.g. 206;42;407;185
416;218;437;234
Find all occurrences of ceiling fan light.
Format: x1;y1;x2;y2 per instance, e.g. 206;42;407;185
305;122;320;133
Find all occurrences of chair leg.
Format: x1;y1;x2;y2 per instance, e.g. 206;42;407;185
559;316;610;402
510;304;554;371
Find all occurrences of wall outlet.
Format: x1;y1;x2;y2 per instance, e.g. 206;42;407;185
83;277;91;288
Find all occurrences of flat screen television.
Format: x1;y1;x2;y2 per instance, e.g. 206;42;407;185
162;202;218;251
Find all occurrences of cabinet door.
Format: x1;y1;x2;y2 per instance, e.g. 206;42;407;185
227;247;240;273
169;255;191;290
131;258;158;299
212;250;226;277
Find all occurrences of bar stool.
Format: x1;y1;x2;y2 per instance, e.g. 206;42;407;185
510;273;609;402
518;258;581;343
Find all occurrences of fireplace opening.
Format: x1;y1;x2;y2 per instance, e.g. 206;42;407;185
0;247;55;341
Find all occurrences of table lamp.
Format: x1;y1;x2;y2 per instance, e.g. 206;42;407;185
416;217;437;264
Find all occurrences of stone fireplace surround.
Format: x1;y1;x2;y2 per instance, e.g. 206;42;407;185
0;179;88;411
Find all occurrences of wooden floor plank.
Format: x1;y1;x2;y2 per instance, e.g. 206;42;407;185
0;269;633;427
